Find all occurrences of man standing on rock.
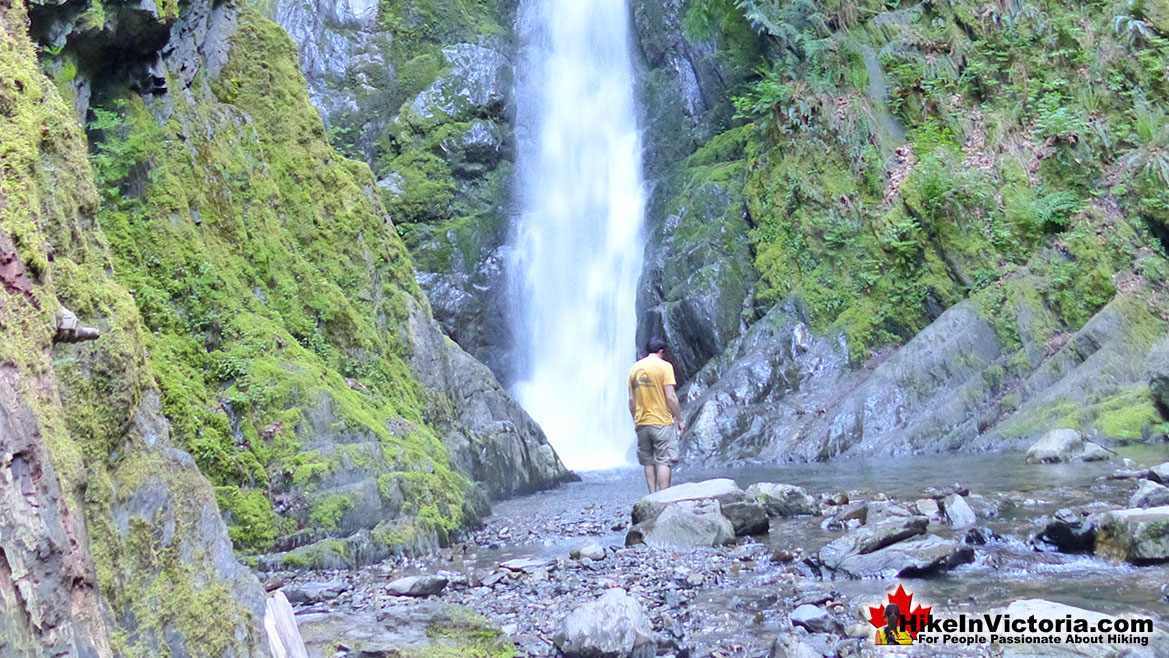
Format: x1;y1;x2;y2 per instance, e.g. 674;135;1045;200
628;337;684;493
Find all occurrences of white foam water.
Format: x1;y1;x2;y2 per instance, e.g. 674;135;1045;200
509;0;646;470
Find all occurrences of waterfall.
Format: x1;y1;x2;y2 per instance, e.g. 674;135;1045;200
509;0;646;471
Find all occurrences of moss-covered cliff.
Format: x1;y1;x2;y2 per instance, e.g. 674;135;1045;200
271;0;520;375
18;0;564;581
51;1;567;564
636;0;1169;459
1;1;267;654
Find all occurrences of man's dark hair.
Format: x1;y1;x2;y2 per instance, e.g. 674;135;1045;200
646;337;668;354
884;604;901;626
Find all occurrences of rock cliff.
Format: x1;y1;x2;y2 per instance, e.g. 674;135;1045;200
18;0;566;584
1;1;268;653
637;0;1169;462
271;0;520;378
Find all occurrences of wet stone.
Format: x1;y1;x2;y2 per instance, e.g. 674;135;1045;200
943;494;977;529
1035;509;1097;554
386;575;448;597
1130;479;1169;508
789;604;840;634
283;581;348;604
571;540;607;561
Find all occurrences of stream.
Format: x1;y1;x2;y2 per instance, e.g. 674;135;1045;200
277;447;1169;657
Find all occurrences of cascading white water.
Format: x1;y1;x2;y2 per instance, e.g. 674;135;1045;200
509;0;646;471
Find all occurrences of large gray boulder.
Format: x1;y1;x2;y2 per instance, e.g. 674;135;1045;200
943;494;978;528
553;589;655;658
747;483;818;517
1025;429;1111;464
630;478;767;537
1130;479;1169;509
631;478;745;524
1096;506;1169;564
625;500;735;549
387;575;448;598
817;517;928;570
832;535;975;579
998;599;1169;657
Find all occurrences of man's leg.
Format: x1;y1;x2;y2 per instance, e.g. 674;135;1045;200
654;463;671;491
644;465;658;493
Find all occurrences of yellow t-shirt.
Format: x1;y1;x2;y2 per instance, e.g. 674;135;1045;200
628;356;677;426
875;628;913;645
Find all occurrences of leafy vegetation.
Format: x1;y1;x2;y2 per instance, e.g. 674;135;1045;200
681;0;1169;361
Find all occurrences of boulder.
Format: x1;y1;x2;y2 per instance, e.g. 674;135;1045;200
282;581;348;604
1025;429;1111;464
865;501;916;525
789;604;841;634
817;517;928;570
298;603;511;657
915;498;942;520
747;482;818;517
833;535;975;579
720;499;770;536
571;540;607;561
553;589;655;658
998;599;1169;657
626;499;735;549
1034;509;1097;553
943;494;978;529
1150;462;1169;485
768;634;825;658
1131;479;1169;508
1096;506;1169;564
500;558;552;573
631;478;745;524
386;575;448;597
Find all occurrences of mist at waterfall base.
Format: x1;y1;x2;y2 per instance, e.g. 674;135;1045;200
508;0;646;471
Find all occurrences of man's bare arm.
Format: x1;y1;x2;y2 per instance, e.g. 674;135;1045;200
664;384;685;434
628;384;637;421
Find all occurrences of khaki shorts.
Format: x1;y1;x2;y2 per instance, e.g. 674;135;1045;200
636;424;679;466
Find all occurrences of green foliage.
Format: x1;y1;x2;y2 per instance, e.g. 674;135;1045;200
85;8;468;553
690;0;1169;360
216;486;282;552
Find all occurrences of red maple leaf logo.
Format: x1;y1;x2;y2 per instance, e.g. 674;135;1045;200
867;584;932;640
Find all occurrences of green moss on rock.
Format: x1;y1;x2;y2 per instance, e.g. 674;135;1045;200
87;7;469;553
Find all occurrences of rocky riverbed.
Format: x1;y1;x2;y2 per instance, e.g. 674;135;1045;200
264;448;1169;658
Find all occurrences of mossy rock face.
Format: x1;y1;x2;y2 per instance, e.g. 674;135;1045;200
1096;507;1169;564
272;0;518;371
640;0;1169;462
80;4;472;558
639;127;758;382
1;0;268;655
1150;338;1169;414
65;0;566;561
